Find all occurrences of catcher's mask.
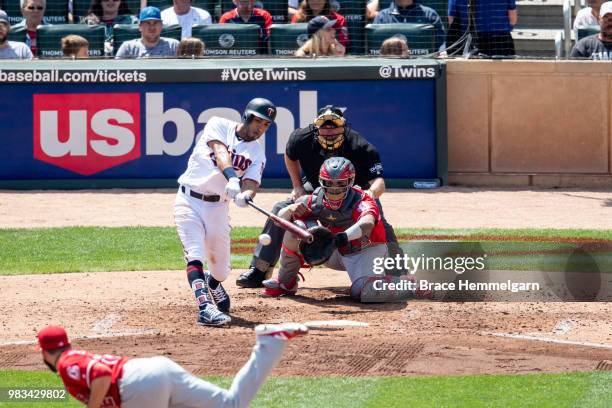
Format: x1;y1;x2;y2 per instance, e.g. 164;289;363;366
319;157;355;210
314;105;346;152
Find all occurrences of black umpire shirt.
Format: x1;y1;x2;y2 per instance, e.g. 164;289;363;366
285;124;384;189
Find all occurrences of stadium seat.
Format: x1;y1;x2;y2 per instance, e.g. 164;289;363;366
191;23;262;56
36;24;106;57
337;0;367;54
365;23;436;55
113;23;182;55
269;23;308;56
4;0;69;25
7;24;27;42
576;25;600;41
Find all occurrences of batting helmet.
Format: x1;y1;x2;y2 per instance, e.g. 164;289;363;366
314;105;346;152
243;98;277;123
319;157;355;210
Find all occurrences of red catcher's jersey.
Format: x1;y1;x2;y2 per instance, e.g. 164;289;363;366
57;350;128;407
302;187;387;246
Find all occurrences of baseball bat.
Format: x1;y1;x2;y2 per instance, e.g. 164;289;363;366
246;198;314;244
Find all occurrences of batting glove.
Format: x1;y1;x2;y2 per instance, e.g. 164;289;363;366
225;177;241;199
234;192;250;208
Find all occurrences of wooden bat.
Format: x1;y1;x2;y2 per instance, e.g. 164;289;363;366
246;198;314;244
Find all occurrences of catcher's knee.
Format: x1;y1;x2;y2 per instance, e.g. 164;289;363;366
350;276;375;301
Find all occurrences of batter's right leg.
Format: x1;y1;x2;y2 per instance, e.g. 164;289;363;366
236;198;294;288
165;323;308;408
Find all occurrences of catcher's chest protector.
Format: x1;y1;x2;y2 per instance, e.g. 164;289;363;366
310;188;360;229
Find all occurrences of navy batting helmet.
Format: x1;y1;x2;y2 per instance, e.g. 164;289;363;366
243;98;277;123
319;157;355;209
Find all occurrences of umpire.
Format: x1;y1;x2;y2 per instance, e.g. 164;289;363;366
236;105;404;287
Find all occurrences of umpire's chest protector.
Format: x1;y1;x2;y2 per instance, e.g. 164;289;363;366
310;188;360;229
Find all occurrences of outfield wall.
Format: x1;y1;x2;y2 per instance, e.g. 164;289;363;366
447;60;612;188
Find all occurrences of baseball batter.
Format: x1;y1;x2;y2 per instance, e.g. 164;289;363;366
263;157;392;301
37;323;308;408
174;98;277;326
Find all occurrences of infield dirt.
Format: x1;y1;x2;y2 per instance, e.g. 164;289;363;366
1;187;611;376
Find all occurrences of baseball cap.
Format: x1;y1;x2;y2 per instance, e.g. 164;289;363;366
37;326;71;351
600;1;612;17
0;9;9;25
139;6;162;22
307;16;337;36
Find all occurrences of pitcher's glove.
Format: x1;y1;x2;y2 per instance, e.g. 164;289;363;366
299;226;336;266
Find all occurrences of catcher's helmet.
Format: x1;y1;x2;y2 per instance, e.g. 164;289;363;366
319;157;355;210
314;105;346;152
243;98;277;123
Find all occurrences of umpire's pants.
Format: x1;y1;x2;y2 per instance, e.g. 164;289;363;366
250;198;404;274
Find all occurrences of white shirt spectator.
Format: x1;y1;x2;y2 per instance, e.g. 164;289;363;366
0;41;33;59
574;7;599;29
161;6;212;39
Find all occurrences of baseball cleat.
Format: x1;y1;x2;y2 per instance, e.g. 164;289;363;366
205;271;230;313
236;265;269;288
255;323;308;340
197;303;231;327
262;278;298;297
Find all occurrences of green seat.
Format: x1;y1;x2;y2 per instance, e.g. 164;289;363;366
5;0;70;25
36;24;106;57
191;24;262;56
113;23;182;55
577;25;600;41
337;0;367;54
4;1;23;25
365;23;436;55
269;23;308;56
7;24;27;42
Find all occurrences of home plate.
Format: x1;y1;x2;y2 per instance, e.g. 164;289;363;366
304;320;369;328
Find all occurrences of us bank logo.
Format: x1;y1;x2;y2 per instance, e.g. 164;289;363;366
33;93;141;176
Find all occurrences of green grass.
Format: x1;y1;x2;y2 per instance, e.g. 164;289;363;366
1;370;611;407
0;227;610;275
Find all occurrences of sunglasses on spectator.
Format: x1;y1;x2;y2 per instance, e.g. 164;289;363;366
26;6;44;10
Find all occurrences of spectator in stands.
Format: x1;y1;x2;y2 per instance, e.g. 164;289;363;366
162;0;212;39
380;35;410;56
0;9;33;59
574;0;604;29
291;0;348;47
83;0;137;55
448;0;517;56
374;0;445;50
219;0;273;47
115;6;179;58
177;36;204;57
570;1;612;59
13;0;50;55
295;15;345;56
61;34;89;58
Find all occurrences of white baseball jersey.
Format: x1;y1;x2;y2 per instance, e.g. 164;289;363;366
177;116;266;198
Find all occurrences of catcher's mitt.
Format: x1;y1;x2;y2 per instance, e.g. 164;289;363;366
299;226;335;266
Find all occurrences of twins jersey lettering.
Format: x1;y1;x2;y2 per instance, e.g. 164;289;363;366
57;350;128;407
177;116;266;197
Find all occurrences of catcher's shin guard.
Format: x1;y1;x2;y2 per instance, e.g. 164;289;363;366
352;275;433;303
263;244;304;297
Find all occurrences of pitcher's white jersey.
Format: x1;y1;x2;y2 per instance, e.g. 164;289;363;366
177;116;266;198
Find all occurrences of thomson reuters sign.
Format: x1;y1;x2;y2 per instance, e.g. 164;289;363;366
31;91;322;176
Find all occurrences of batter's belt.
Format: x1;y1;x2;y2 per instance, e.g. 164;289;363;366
181;186;221;202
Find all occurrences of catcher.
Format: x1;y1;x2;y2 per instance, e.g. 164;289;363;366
263;157;392;301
